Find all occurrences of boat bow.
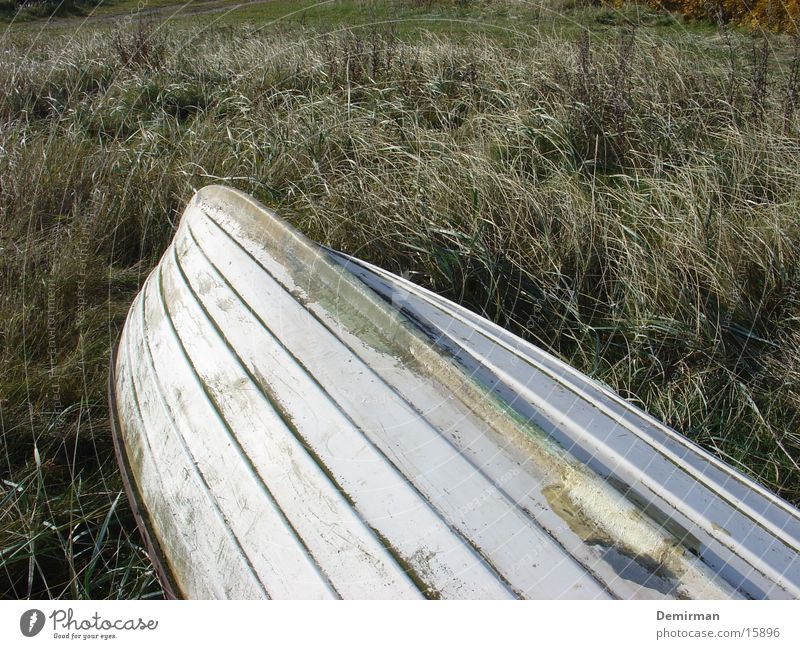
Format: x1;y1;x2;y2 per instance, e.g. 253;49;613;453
110;185;800;599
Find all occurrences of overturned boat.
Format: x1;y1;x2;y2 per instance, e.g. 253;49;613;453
110;185;800;599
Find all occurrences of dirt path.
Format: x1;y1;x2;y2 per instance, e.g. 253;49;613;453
10;0;280;31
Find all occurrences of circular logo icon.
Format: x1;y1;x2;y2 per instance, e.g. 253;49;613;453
20;609;45;638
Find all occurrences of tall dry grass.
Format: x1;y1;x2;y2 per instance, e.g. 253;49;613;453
2;17;800;596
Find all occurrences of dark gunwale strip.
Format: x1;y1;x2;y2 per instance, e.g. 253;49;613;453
154;255;342;599
350;251;800;542
194;211;615;600
137;275;272;599
393;261;800;591
171;235;435;599
378;299;774;597
328;252;800;595
338;259;775;596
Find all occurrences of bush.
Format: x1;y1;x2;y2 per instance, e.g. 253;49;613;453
657;0;800;32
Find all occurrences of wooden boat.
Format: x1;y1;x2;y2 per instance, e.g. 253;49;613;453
109;185;800;599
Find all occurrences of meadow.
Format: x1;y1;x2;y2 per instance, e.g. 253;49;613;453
2;0;800;598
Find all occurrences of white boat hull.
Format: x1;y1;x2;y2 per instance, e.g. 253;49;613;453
110;186;800;599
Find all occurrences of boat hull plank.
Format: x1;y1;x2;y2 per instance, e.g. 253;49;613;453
179;210;608;600
119;294;271;599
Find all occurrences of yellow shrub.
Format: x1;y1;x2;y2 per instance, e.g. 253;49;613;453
653;0;800;32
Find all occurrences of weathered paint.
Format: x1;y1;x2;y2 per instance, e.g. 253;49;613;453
111;185;800;600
